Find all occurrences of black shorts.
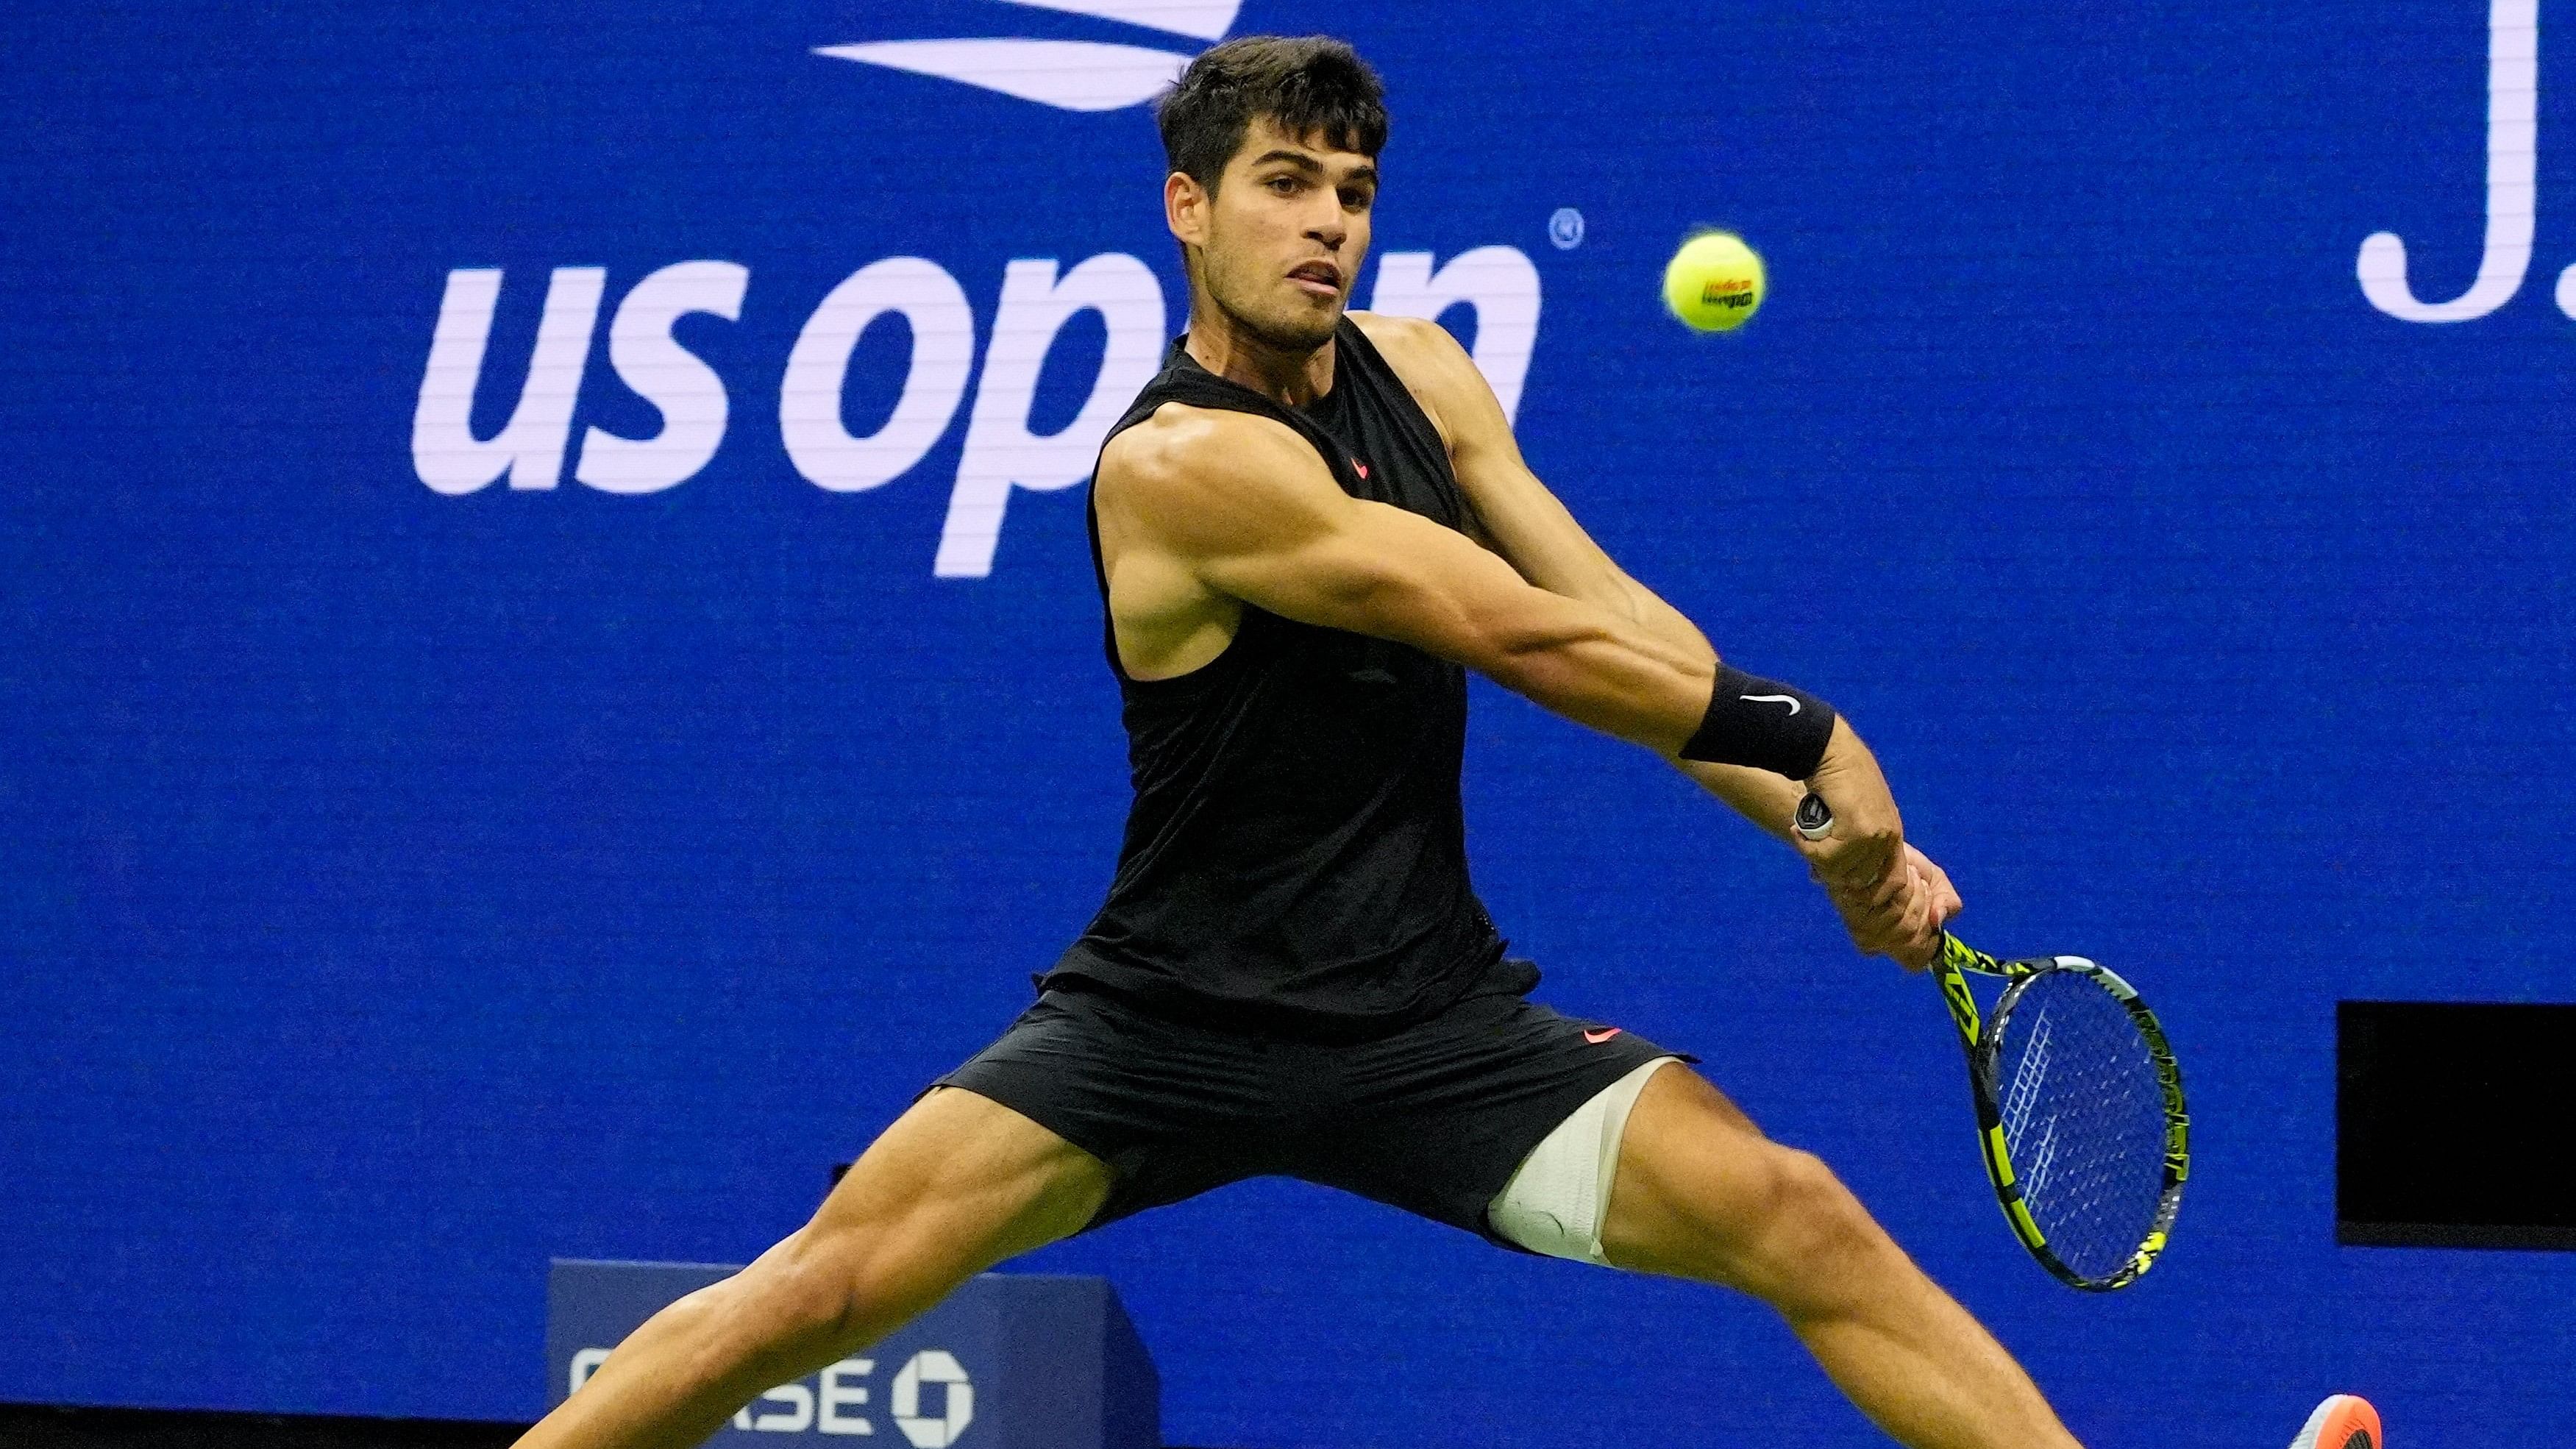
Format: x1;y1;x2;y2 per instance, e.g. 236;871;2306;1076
931;965;1691;1247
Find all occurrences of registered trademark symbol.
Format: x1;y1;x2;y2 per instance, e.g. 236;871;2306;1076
1548;207;1584;250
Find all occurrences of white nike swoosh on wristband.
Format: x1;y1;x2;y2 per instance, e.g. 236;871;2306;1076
1741;694;1801;713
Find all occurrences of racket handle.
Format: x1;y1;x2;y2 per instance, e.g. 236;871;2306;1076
1793;790;1835;841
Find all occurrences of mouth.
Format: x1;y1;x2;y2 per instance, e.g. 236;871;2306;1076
1287;260;1342;298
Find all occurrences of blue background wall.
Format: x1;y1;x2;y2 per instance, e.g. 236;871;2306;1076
4;2;2572;1445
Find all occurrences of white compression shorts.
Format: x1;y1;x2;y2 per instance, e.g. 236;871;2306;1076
1486;1055;1681;1264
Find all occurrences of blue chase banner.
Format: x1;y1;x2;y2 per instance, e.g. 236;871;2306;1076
547;1265;1157;1448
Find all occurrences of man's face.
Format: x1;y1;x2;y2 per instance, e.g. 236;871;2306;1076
1170;115;1378;351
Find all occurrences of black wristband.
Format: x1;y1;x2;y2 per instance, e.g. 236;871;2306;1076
1678;664;1837;779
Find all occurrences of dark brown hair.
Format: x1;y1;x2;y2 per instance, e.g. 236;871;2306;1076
1154;35;1388;192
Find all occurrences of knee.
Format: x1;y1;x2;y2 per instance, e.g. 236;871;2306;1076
732;1226;905;1361
1763;1149;1874;1248
1721;1147;1885;1303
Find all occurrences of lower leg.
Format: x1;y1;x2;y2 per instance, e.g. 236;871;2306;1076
519;1247;869;1449
1766;1224;2079;1449
1603;1068;2079;1449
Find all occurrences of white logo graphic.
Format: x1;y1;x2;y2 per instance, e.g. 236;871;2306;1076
2358;0;2572;321
572;1350;879;1435
413;4;1548;576
934;254;1166;577
817;0;1242;112
1740;694;1801;714
412;248;1543;577
892;1350;976;1448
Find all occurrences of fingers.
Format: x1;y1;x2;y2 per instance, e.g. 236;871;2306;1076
1824;866;1915;961
1784;723;1957;972
1889;867;1940;969
1802;813;1897;892
1903;844;1964;930
1888;864;1935;964
1800;811;1899;896
1821;852;1951;970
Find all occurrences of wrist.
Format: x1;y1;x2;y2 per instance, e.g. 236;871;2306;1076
1676;664;1837;779
1799;716;1861;794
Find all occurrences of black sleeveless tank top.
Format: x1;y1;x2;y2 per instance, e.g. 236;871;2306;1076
1044;318;1509;1042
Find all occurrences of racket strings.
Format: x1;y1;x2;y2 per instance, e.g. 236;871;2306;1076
1992;972;2168;1281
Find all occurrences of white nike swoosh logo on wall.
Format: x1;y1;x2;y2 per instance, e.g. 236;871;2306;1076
1741;694;1801;713
987;0;1239;40
814;40;1190;111
818;1;1243;113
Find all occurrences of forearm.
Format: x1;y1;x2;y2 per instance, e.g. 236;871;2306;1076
1481;609;1716;754
1495;566;1824;834
1597;573;1822;839
1522;558;1715;666
1438;442;1906;882
1484;602;1840;795
1674;758;1805;841
1548;573;1921;908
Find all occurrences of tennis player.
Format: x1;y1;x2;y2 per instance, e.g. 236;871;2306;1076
516;37;2374;1449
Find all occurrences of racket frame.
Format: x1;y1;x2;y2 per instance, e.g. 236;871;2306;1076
1932;933;2189;1292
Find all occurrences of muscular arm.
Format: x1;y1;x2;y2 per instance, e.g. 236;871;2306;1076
1351;313;1818;841
1351;313;1957;958
1096;406;1720;755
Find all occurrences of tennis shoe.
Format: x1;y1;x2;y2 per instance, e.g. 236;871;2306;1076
2287;1394;2380;1449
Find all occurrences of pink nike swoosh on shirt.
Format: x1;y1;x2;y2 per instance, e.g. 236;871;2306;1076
1583;1027;1622;1044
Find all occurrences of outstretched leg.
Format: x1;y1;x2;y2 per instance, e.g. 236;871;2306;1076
515;1086;1111;1449
1599;1066;2082;1449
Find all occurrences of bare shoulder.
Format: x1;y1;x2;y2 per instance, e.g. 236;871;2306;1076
1348;310;1470;371
1098;402;1318;505
1345;311;1502;446
1095;401;1342;556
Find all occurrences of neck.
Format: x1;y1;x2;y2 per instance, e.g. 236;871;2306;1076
1182;297;1338;407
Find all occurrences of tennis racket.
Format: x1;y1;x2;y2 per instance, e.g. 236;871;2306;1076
1794;792;2189;1291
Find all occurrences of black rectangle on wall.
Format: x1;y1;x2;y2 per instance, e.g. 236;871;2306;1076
2337;1001;2576;1250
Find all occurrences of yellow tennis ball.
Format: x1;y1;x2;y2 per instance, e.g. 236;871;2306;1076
1663;231;1766;332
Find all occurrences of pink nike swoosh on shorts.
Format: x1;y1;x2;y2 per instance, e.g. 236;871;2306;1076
1583;1028;1622;1044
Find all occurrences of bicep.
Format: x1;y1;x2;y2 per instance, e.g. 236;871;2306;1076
1199;488;1558;666
1458;452;1632;604
1106;407;1569;672
1116;405;1718;752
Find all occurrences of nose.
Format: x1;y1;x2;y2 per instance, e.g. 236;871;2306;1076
1305;209;1346;254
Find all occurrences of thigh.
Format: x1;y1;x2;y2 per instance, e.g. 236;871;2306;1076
1595;1064;1814;1284
1298;991;1690;1241
814;1083;1114;1259
767;1084;1113;1337
933;988;1285;1231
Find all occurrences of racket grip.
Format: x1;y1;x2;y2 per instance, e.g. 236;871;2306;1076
1793;791;1835;841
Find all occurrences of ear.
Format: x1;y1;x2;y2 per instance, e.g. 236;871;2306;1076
1165;170;1210;250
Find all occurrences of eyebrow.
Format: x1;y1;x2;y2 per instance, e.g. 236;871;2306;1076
1248;150;1378;187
